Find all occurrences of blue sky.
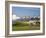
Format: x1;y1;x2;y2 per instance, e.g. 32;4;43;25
12;7;40;17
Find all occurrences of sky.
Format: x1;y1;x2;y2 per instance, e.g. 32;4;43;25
12;7;40;17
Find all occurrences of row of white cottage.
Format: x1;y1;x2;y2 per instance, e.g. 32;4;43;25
29;20;40;25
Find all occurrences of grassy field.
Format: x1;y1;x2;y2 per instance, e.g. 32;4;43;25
12;21;40;31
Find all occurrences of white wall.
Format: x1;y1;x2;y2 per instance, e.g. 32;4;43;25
0;0;46;38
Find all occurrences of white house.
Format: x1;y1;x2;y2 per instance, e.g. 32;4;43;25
29;20;40;25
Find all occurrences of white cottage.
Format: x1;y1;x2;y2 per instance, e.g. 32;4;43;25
29;20;40;25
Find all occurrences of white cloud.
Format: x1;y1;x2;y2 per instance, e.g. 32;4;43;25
12;15;20;20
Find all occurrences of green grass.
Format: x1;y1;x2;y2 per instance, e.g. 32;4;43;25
12;21;40;31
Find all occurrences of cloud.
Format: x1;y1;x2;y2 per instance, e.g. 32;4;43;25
12;14;20;20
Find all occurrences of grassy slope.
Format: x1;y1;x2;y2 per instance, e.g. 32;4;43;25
12;21;40;31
